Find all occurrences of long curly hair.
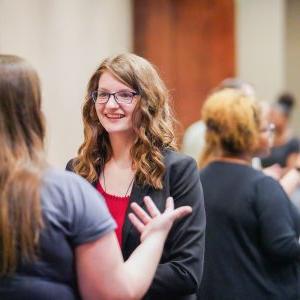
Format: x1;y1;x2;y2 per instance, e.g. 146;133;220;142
199;88;261;168
73;53;177;189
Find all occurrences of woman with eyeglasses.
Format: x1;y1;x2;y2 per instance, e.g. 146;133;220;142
261;93;300;170
66;53;206;300
0;54;193;300
197;89;300;300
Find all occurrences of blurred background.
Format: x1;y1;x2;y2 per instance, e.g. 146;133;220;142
0;0;299;167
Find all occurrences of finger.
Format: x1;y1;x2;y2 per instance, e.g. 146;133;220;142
165;197;174;212
144;196;161;218
130;202;151;224
171;206;192;221
128;213;145;233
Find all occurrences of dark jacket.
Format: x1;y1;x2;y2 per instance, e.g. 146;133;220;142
66;149;206;300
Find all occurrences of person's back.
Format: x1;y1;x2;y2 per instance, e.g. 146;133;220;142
199;161;300;300
0;168;116;300
197;88;300;300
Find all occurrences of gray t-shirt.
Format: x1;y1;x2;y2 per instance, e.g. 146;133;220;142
0;168;116;300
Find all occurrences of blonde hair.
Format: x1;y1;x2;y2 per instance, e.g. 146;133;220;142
199;88;261;167
0;55;46;275
73;53;177;189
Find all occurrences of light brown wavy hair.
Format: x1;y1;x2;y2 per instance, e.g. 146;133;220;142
0;55;46;275
73;53;177;189
199;88;261;168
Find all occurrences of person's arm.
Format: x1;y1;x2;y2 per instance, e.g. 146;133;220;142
76;197;192;300
279;168;300;196
255;176;300;262
147;157;206;297
263;163;282;180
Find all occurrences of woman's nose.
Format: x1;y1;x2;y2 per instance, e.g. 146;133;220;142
105;94;120;108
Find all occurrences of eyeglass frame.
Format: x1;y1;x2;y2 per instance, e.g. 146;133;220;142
91;90;139;105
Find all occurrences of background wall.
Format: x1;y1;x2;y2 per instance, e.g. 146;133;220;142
0;0;299;167
0;0;133;167
235;0;285;101
286;0;300;134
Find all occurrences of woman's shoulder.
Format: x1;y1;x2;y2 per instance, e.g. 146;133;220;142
251;170;287;197
44;167;84;184
163;149;197;168
41;168;116;244
163;149;199;184
42;167;97;202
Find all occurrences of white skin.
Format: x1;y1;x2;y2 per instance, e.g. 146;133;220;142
75;71;193;300
95;71;137;195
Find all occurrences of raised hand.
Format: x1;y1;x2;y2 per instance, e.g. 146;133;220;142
128;196;192;242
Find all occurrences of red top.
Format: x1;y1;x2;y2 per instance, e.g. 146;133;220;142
96;181;130;246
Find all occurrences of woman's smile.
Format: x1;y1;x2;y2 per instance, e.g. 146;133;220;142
105;113;125;119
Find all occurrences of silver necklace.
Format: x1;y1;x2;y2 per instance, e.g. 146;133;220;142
102;170;135;197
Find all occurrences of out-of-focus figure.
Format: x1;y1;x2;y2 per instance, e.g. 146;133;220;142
198;88;300;300
181;78;255;161
261;92;300;169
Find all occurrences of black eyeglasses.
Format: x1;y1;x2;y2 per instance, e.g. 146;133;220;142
91;90;138;105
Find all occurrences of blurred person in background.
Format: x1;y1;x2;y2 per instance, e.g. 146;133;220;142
198;88;300;300
261;93;300;204
0;54;193;300
66;53;206;300
181;78;255;161
261;92;300;169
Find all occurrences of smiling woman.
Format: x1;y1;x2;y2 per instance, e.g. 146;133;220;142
0;54;194;300
66;53;206;300
93;71;139;134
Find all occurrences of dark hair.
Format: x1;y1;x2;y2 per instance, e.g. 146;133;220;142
0;55;46;275
276;92;295;117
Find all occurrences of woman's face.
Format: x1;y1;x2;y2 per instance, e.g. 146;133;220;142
255;105;275;157
257;120;274;157
94;71;139;136
269;107;287;134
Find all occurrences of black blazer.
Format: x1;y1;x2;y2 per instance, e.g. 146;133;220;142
66;149;206;300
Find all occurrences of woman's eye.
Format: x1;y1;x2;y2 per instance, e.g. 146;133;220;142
98;92;109;98
118;92;132;98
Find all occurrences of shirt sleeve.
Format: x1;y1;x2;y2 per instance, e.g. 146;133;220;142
254;176;300;262
288;138;300;154
66;174;116;246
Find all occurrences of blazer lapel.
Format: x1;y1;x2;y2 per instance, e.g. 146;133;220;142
122;181;150;249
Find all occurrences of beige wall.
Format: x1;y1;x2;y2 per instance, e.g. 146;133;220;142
235;0;285;101
1;0;299;167
286;0;300;134
0;0;133;167
236;0;300;134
